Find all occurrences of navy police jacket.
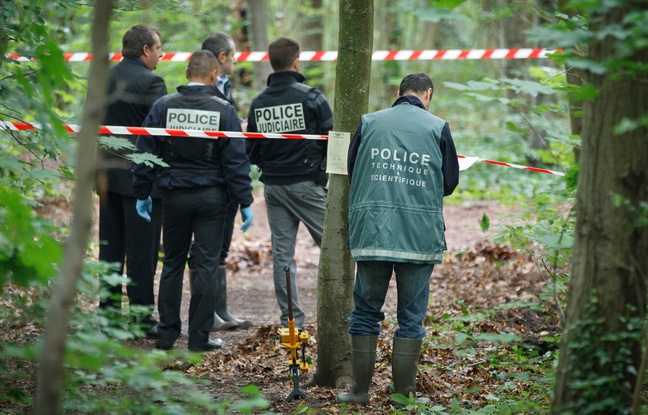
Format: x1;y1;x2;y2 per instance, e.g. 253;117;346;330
132;84;253;208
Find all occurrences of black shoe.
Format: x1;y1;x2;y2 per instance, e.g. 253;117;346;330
154;340;174;350
188;338;224;352
145;323;159;339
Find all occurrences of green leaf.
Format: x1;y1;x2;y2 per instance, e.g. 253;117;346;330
473;333;521;343
99;135;137;152
127;152;169;168
415;7;469;23
480;214;490;232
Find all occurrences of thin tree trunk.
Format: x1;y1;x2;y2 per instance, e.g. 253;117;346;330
248;0;272;90
551;4;648;414
309;0;373;389
33;1;112;414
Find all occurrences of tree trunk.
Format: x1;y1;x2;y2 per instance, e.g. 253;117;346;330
32;1;112;414
551;5;648;415
308;0;373;389
298;0;325;91
247;0;272;90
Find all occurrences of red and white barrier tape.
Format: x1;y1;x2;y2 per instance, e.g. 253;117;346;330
7;48;558;63
0;121;565;176
0;121;327;141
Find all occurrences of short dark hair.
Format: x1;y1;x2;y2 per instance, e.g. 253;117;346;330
268;37;300;71
398;73;434;97
202;32;233;57
187;50;218;78
122;24;161;58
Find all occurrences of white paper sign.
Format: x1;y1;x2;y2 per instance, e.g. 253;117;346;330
326;131;351;175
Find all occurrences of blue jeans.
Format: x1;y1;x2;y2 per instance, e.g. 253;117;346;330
347;261;434;339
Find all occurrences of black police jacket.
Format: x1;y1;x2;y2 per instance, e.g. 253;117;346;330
246;71;333;186
132;84;253;208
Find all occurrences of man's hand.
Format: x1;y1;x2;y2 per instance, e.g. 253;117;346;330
136;197;153;222
240;206;254;232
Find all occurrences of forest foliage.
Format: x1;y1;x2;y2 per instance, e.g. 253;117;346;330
1;0;646;414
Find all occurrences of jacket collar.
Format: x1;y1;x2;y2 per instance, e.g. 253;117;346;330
392;94;425;110
266;71;306;87
176;84;219;95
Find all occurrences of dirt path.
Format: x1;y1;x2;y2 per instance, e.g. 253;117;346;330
162;190;517;352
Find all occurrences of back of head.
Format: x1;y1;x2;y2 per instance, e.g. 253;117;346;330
122;24;160;58
268;37;300;71
187;50;218;79
398;73;434;97
202;32;233;56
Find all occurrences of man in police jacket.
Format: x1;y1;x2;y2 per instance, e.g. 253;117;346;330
246;37;333;329
132;50;254;352
338;73;459;405
97;24;166;338
196;32;252;330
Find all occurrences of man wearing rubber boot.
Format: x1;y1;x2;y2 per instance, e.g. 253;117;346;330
337;73;459;405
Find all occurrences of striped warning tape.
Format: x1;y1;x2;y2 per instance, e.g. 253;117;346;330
0;121;565;176
6;48;558;63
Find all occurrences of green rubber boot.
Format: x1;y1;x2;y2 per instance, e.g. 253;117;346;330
336;335;378;405
392;337;431;405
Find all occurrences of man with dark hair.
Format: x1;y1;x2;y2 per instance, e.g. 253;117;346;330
246;36;333;329
192;31;252;331
97;24;166;338
132;50;254;352
337;73;459;405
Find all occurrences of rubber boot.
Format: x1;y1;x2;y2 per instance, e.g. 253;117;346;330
215;267;252;329
188;268;236;331
336;335;378;405
392;337;431;405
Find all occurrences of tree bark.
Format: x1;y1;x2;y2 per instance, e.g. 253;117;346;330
308;0;373;389
247;0;272;90
33;1;112;414
298;0;325;91
551;4;648;414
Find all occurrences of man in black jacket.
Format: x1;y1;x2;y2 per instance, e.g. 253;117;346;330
246;37;333;328
97;24;166;338
184;32;252;331
132;50;254;352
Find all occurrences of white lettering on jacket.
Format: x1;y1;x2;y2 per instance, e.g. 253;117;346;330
167;109;221;131
254;103;306;133
370;148;431;166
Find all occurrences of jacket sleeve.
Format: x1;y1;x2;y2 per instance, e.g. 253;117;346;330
146;76;167;107
221;105;254;207
245;100;265;167
131;102;164;199
347;122;363;182
440;123;459;196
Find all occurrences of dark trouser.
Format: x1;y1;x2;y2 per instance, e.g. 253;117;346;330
187;196;238;268
157;186;227;346
98;191;162;314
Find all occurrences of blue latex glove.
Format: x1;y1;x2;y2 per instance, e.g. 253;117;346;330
240;206;254;232
136;197;152;222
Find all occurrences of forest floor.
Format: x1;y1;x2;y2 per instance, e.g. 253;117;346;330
2;190;564;414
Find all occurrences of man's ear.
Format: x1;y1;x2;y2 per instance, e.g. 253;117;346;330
209;69;217;84
217;51;227;64
185;68;189;80
292;57;300;71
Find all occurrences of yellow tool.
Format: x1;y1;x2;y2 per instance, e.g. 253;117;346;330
279;265;309;402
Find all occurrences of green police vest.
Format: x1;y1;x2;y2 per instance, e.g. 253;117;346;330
348;103;448;264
